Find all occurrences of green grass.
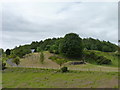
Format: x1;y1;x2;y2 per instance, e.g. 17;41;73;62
2;67;118;88
85;50;119;67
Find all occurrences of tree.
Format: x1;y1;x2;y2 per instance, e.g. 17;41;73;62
37;47;41;52
40;51;44;64
5;49;11;55
2;61;6;70
59;33;83;58
12;57;20;65
11;45;31;58
56;59;66;68
0;48;4;55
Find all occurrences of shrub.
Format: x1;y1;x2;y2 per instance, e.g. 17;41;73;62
2;62;6;70
56;59;66;67
12;57;20;65
54;50;59;54
61;67;68;72
49;56;58;61
40;51;44;64
49;50;54;53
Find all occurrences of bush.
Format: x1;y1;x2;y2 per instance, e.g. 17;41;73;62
40;51;44;64
49;56;58;60
12;57;20;65
54;50;59;54
61;67;68;72
49;50;54;53
2;62;6;70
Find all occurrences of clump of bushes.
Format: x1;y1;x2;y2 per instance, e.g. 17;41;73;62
2;62;6;70
61;67;68;73
49;55;59;60
49;56;68;63
40;51;44;64
49;56;68;67
12;57;20;65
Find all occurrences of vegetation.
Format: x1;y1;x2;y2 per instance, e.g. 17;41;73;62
11;45;31;58
5;49;11;56
1;33;117;59
83;50;112;65
12;57;20;65
2;67;118;88
0;48;4;56
61;66;68;72
83;38;118;52
59;33;83;58
18;51;118;72
40;51;44;64
1;33;119;88
1;33;118;70
2;61;6;70
55;59;66;67
49;55;68;67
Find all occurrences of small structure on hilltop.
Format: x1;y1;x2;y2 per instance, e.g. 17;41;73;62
31;49;35;53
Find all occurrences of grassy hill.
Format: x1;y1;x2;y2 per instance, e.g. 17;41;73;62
84;50;119;67
17;50;118;72
19;51;59;69
3;50;119;88
2;33;119;88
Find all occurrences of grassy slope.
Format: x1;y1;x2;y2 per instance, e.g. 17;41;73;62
90;50;118;67
19;51;118;72
20;51;59;69
2;67;118;88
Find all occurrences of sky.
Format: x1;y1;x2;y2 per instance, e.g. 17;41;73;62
1;2;118;50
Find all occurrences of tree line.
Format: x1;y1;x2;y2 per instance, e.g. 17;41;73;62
1;33;118;58
1;33;119;70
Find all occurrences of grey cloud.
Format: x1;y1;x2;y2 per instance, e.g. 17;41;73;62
2;2;118;49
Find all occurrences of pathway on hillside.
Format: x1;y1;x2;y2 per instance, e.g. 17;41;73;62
6;59;21;67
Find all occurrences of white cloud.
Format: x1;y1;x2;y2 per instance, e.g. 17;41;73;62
1;2;118;50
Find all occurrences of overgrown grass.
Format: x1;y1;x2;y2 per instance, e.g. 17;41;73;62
2;67;118;88
88;50;119;67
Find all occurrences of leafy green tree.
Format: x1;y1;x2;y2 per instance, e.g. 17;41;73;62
0;48;4;55
5;49;11;55
37;47;41;52
61;66;68;72
59;33;83;58
83;38;118;52
12;57;20;65
40;51;44;64
11;45;31;58
2;61;6;70
102;46;111;52
56;59;66;67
